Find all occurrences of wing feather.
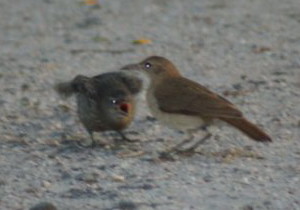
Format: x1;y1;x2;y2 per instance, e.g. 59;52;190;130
154;77;243;118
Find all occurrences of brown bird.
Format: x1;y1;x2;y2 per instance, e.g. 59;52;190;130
55;72;142;147
121;56;271;154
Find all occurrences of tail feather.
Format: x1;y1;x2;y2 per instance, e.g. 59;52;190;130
54;75;90;98
220;117;272;142
54;81;76;98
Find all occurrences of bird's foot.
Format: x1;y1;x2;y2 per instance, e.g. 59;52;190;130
117;150;145;158
109;140;142;152
122;137;139;143
114;133;140;144
158;145;203;160
174;148;198;157
106;142;125;150
174;133;211;156
74;141;94;148
74;139;107;148
158;151;178;161
117;131;139;143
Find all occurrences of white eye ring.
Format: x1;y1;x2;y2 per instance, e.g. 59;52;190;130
111;99;117;104
145;63;151;68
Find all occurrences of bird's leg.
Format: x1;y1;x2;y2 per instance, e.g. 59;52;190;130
167;126;203;152
89;131;97;147
74;130;96;148
179;133;212;154
167;136;194;152
113;131;142;153
176;126;211;155
159;130;195;160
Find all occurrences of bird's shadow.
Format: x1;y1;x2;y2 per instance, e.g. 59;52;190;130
53;132;143;156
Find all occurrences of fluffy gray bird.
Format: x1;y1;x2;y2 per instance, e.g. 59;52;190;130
55;72;142;147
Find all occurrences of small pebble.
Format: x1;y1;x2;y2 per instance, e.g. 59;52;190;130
42;181;51;189
118;200;138;210
30;202;57;210
240;204;253;210
111;174;125;182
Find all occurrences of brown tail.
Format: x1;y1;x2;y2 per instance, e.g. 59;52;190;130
219;117;272;142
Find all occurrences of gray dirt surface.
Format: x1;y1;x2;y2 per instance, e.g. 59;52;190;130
0;0;300;209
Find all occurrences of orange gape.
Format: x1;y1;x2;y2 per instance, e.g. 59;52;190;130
119;103;130;114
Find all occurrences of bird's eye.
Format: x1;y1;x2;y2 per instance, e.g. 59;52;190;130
111;99;117;104
144;62;151;69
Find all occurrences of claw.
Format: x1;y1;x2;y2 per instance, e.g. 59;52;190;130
174;148;197;157
117;131;138;142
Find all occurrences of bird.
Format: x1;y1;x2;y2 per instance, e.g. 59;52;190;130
54;72;142;147
121;56;271;155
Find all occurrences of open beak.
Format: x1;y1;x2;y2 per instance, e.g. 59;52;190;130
119;103;131;113
120;63;141;71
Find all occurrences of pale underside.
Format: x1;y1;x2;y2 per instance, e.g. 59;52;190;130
147;85;206;131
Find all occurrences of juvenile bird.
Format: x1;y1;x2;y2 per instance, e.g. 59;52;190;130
55;72;142;147
121;56;271;154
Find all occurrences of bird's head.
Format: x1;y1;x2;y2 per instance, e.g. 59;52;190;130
121;56;181;81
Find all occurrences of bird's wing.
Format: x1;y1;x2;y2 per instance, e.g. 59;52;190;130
69;75;99;98
154;77;243;118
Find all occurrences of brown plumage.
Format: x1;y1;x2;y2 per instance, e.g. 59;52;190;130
121;56;271;153
55;72;142;146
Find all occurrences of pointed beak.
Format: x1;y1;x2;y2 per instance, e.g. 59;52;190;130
120;63;141;71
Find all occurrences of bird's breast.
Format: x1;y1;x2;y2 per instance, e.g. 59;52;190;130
146;87;205;131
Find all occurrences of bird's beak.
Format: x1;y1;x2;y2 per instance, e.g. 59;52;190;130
119;102;131;114
120;63;141;71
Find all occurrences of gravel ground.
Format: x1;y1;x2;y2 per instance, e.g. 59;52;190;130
1;0;300;209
